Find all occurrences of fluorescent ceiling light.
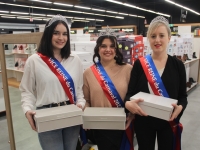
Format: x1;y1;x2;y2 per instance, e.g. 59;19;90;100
106;10;118;14
74;17;85;20
118;13;128;16
17;17;30;19
86;18;95;20
29;0;52;4
106;0;170;17
47;14;54;17
67;10;82;13
105;0;123;5
65;16;73;18
0;2;126;20
0;10;9;13
96;19;104;21
11;11;29;15
74;6;91;10
115;16;124;19
137;16;145;18
53;2;73;7
1;16;16;18
165;0;200;15
129;14;137;17
91;8;105;12
30;13;46;16
73;19;89;22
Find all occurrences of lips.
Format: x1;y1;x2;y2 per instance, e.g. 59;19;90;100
154;44;161;48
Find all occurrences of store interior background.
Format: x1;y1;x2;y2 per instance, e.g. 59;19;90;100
0;0;200;150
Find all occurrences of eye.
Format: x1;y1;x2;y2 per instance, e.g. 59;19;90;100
53;31;59;35
110;45;115;49
151;35;156;39
160;34;164;38
100;45;107;48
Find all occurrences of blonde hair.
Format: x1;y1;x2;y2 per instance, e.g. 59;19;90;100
147;21;171;40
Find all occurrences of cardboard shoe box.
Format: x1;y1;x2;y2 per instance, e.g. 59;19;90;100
83;107;126;130
34;104;83;133
130;92;178;121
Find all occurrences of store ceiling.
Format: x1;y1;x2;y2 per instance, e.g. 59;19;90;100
0;0;199;25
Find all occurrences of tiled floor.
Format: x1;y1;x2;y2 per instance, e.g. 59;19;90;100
0;85;200;150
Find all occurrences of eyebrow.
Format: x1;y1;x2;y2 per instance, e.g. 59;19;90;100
54;30;67;33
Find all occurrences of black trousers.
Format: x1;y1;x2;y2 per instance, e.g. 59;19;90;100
134;115;173;150
92;129;124;150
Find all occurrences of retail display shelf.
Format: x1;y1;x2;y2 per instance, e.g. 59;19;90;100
7;77;20;88
184;58;199;65
7;68;24;73
5;52;31;55
187;82;197;92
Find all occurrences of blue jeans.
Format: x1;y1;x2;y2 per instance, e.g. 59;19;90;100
37;106;80;150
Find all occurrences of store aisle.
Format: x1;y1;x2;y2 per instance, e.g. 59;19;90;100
0;85;200;150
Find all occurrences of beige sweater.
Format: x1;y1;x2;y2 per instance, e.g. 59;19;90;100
83;64;132;107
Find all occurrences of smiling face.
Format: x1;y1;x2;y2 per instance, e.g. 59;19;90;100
148;24;170;54
51;23;68;52
98;38;116;63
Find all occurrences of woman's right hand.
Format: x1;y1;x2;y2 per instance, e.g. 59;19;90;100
125;99;148;116
25;110;37;131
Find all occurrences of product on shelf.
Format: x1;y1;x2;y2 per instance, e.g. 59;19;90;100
193;52;197;58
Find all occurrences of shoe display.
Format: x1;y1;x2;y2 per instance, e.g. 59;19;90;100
193;52;197;58
13;45;17;50
189;77;196;83
186;82;192;88
185;54;191;60
182;54;187;62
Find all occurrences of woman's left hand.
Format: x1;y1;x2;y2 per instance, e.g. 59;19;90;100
169;104;183;121
76;104;83;110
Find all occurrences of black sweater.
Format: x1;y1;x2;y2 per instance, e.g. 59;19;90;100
125;55;188;120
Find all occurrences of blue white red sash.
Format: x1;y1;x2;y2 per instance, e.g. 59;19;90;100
37;53;76;104
139;54;183;150
91;62;134;150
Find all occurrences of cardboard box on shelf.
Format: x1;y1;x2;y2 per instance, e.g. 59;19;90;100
34;104;83;133
130;92;178;121
83;107;126;130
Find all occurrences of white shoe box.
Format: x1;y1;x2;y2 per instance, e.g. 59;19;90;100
72;51;93;63
83;107;126;130
34;104;83;133
71;41;96;53
130;92;178;121
70;34;90;42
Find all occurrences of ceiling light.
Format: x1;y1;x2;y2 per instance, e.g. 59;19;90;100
137;16;145;18
156;12;170;17
29;0;52;4
165;0;200;15
11;11;29;15
53;2;73;7
105;0;123;5
82;12;94;15
0;10;9;13
47;15;54;17
17;17;30;19
31;6;49;10
96;19;104;21
67;10;82;13
74;6;91;10
65;16;73;18
74;17;85;20
30;13;46;16
73;19;89;22
129;14;137;17
118;13;128;15
106;10;118;14
91;8;105;12
115;16;124;19
106;0;170;17
1;16;16;18
86;18;95;20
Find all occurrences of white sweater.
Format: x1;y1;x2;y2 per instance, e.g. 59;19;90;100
19;53;86;114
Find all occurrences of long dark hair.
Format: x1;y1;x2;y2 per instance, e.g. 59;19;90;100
37;20;71;59
93;36;125;65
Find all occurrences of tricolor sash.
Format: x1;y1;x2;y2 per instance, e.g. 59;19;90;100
91;62;134;150
139;54;183;150
37;53;76;104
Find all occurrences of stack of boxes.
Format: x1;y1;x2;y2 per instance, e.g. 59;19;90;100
117;35;144;65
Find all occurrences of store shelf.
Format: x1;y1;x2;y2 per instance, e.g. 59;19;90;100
184;58;199;65
187;82;197;92
5;52;31;55
7;77;20;88
7;68;24;73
